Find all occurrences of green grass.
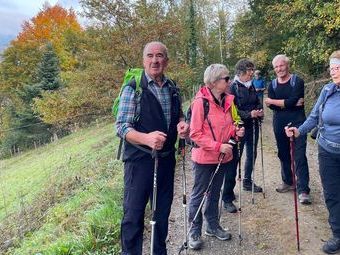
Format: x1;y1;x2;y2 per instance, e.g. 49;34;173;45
0;122;124;254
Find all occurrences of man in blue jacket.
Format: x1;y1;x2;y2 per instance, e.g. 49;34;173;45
253;70;266;104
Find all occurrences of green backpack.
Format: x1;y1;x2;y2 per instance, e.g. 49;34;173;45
112;68;144;119
112;68;145;160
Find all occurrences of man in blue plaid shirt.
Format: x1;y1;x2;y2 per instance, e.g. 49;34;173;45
116;41;189;255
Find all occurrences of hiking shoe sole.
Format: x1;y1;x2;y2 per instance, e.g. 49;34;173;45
300;200;312;205
276;186;294;193
204;231;232;241
223;202;237;213
243;186;263;193
188;243;202;250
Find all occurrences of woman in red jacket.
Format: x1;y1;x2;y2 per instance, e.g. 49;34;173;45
188;64;244;250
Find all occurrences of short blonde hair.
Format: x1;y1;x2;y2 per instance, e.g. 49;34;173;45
330;50;340;60
272;54;290;66
203;64;229;85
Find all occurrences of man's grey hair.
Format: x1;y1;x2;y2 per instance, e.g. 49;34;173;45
204;64;229;85
234;58;255;75
272;54;290;66
143;41;168;59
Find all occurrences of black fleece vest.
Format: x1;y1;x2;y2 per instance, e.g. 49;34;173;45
123;73;181;162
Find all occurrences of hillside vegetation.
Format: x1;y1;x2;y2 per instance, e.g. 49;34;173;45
0;122;124;255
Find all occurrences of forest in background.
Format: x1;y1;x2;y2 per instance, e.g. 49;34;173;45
0;0;339;158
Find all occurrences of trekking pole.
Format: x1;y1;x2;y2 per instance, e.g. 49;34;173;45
259;119;266;199
287;122;300;252
186;153;226;238
237;121;244;246
178;139;188;255
251;118;256;204
150;150;158;255
218;177;225;222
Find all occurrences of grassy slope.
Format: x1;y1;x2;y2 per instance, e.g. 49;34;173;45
0;122;124;255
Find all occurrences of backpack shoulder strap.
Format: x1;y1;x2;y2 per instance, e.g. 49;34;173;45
322;83;337;107
201;98;217;141
132;72;149;123
272;74;297;91
272;79;278;90
202;98;210;120
290;74;297;87
231;82;240;98
126;78;137;90
317;83;337;135
167;78;180;101
167;78;177;87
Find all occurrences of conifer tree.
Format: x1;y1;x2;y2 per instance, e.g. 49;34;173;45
38;42;63;91
0;43;63;157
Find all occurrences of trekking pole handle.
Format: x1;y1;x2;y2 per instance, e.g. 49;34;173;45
235;120;245;141
235;120;244;128
286;122;295;142
228;138;237;146
178;138;186;151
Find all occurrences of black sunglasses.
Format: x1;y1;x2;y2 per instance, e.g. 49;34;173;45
220;76;230;82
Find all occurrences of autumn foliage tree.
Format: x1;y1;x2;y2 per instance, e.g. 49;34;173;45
0;4;82;157
16;3;83;70
0;4;83;92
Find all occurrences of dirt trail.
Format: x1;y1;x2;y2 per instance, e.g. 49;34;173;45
164;107;331;255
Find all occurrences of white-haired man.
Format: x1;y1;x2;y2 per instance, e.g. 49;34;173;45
264;54;311;204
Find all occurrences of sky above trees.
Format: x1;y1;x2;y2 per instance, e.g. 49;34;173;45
0;0;81;36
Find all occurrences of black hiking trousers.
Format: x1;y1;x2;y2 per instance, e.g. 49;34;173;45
273;111;310;194
120;154;175;255
222;145;238;203
319;145;340;239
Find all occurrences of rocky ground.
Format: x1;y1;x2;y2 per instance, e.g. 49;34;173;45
145;107;331;255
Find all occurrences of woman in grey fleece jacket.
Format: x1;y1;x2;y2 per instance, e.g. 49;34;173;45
285;50;340;254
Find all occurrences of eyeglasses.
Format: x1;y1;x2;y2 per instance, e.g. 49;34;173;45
330;66;340;72
246;68;255;72
219;76;230;82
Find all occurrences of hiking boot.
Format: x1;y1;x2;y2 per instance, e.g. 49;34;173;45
188;233;203;250
243;181;263;193
205;225;231;241
276;183;294;193
322;237;340;254
223;202;237;213
298;192;312;205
